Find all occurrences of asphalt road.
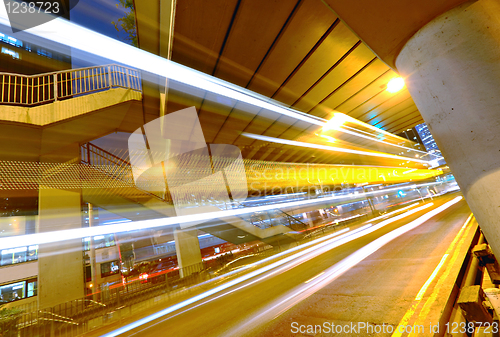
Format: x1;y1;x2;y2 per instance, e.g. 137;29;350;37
102;193;472;337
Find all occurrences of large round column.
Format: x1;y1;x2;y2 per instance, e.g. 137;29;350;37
396;0;500;256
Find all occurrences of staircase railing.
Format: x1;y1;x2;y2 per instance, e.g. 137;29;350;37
80;142;166;201
0;64;141;106
80;143;306;231
81;142;133;183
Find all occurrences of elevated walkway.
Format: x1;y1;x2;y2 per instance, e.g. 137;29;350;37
78;142;306;246
0;64;310;246
0;65;144;161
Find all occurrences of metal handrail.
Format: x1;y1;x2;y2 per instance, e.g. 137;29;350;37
0;64;142;106
81;143;130;169
80;142;167;201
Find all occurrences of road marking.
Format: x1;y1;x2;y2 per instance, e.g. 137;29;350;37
415;254;449;301
391;213;474;337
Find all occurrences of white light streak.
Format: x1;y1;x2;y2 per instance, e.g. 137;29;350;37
221;196;463;336
103;199;442;337
0;183;441;251
304;272;324;284
0;8;428;157
242;133;430;164
403;168;418;174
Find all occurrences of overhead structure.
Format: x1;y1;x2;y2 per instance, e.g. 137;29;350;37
323;0;500;259
132;0;432;165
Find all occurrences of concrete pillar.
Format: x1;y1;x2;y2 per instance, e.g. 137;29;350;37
38;187;84;309
173;228;202;277
396;0;500;258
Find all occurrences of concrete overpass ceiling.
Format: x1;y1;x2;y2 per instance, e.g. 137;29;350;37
321;0;469;68
134;0;429;166
169;0;426;134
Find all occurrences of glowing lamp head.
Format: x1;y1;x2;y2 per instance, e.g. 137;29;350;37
387;77;405;93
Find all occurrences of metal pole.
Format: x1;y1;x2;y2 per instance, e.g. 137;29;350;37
416;188;424;202
107;66;112;88
87;143;91;164
363;186;376;215
53;73;58;101
126;69;130;88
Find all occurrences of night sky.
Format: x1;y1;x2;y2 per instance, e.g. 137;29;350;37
70;0;129;42
69;0;132;67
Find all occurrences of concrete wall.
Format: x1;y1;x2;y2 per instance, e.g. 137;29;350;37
0;262;37;285
37;188;84;309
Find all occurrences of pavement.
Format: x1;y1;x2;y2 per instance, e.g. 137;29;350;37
87;192;475;337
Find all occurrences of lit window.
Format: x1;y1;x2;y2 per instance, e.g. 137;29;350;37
101;260;120;278
0;281;25;302
1;245;38;266
37;49;52;58
1;47;20;60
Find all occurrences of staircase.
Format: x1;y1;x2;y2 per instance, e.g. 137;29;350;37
79;142;305;246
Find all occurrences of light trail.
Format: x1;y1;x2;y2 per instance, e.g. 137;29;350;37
0;182;442;250
0;8;323;126
221;196;463;337
102;200;445;337
242;133;430;164
0;7;430;158
335;124;430;155
404;168;418;174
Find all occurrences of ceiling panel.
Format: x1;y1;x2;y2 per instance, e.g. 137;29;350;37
354;90;413;121
172;0;239;74
365;95;416;127
385;112;423;133
272;21;359;106
214;0;298;87
136;0;429;166
369;98;416;125
375;106;419;129
292;43;375;113
337;71;397;114
246;0;337;96
309;59;390;118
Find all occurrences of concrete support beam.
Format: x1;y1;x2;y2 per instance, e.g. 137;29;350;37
37;187;84;309
173;227;202;278
134;0;177;121
473;243;500;285
396;0;500;259
457;285;493;324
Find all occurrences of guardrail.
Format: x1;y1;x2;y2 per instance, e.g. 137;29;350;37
0;64;141;106
80;142;168;201
81;142;132;181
